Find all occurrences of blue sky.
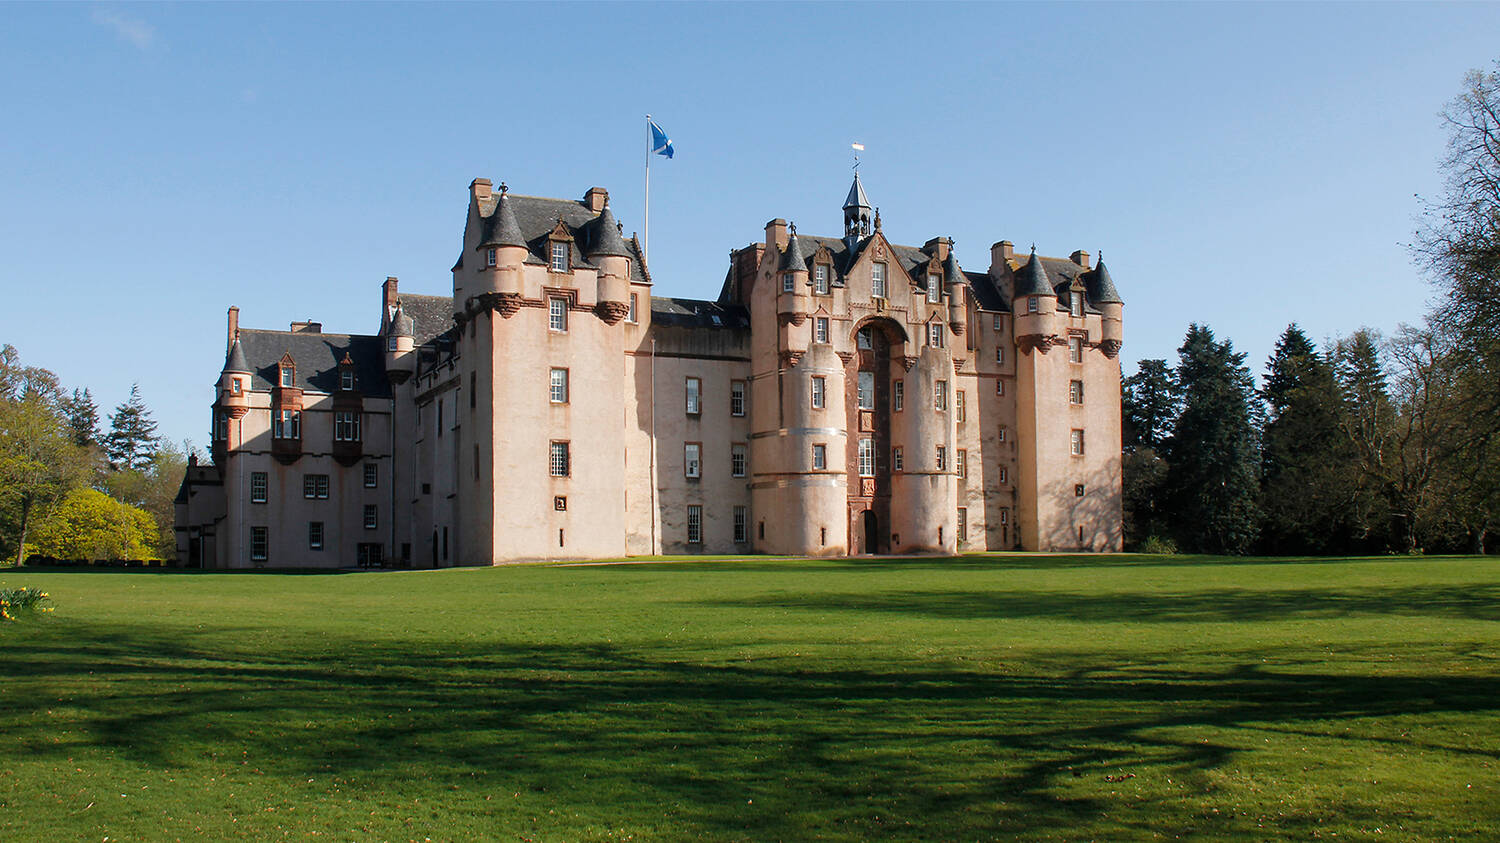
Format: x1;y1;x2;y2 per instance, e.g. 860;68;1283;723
2;2;1497;451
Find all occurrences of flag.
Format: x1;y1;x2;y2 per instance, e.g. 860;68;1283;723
649;119;674;159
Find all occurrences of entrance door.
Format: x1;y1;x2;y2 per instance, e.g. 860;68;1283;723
862;510;879;554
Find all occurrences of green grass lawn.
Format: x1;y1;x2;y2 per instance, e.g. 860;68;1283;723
2;554;1498;841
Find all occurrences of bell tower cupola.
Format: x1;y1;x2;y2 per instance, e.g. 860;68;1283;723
843;171;872;250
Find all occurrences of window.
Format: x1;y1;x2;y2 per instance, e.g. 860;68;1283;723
1070;291;1084;317
730;381;746;416
857;327;872;349
474;445;481;482
551;241;569;272
280;366;294;388
927;275;942;303
999;466;1009;484
998;426;1008;443
814;265;829;294
893;380;904;412
956;391;966;422
1075;483;1086;497
996;346;1005;365
470;372;476;410
782;272;795;293
628;293;638;323
957;449;968;478
858;371;874;410
364;463;378;488
687;505;703;544
996;379;1006;397
363;505;378;530
957;508;967;542
858;438;874;477
548;297;568;332
303;474;329;499
334;411;361;442
250;471;267;503
934;380;948;412
1069;336;1083;363
685;377;701;414
815;317;830;344
550;441;570;477
250;526;268;561
437;399;443;436
230;378;242;395
871;263;887;299
550;368;569;403
731;443;747;477
309;522;324;551
993;314;1002;332
486;247;497;267
936;446;947;472
213;410;228;441
733;506;747;543
1028;296;1039;314
893;446;904;472
812;444;826;470
928;322;944;348
340;369;354;391
1000;509;1009;524
1070;380;1084;405
811;376;826;409
554;496;567;511
1071;428;1085;456
684;443;701;478
273;409;301;439
388;335;399;352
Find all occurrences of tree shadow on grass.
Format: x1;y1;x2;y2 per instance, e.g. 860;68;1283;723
3;622;1499;839
637;553;1488;576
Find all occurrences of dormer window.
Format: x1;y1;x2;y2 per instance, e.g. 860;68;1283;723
927;275;942;303
279;365;294;387
1070;291;1083;317
485;247;497;267
871;262;887;299
341;370;355;391
550;242;569;272
782;272;794;294
814;265;830;295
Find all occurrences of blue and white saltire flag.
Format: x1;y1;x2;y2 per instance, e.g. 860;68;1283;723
649;119;674;159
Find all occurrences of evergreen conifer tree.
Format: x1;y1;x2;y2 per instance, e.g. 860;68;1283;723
1164;324;1261;554
105;384;159;472
61;388;100;447
1123;359;1179;450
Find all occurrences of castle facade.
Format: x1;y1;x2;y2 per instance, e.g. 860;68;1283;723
175;175;1124;567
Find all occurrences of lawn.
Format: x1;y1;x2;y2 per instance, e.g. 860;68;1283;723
1;554;1498;841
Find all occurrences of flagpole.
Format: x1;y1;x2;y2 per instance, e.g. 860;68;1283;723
644;114;651;267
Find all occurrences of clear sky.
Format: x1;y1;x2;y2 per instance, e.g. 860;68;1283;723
3;2;1497;451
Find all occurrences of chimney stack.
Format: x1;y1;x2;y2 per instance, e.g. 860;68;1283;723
585;187;609;213
1070;250;1091;269
470;178;493;204
226;306;239;353
764;218;789;251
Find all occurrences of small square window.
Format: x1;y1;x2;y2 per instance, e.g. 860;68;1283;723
1028;297;1039;314
250;526;268;561
280;367;294;388
996;379;1006;397
928;322;944;348
993;314;1002;332
230;378;242;395
1070;290;1084;318
1000;466;1009;484
782;273;795;293
812;443;826;471
996;346;1005;365
815;317;830;344
934;380;948;412
555;495;567;511
1075;483;1086;497
1070;379;1084;405
998;426;1008;443
684;443;701;478
628;293;639;323
893;446;904;472
893;380;904;412
811;376;826;410
814;265;830;295
486;247;497;267
363;505;378;530
1070;428;1086;456
250;471;268;504
936;446;947;472
732;443;747;478
341;370;355;391
309;522;324;551
1069;337;1084;363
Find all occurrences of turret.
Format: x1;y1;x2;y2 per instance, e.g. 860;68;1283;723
476;185;527;296
384;303;415;382
776;223;810;323
588;203;632;324
219;337;251;419
943;253;967;334
766;342;848;555
1012;248;1056;347
890;343;956;553
1090;257;1124;358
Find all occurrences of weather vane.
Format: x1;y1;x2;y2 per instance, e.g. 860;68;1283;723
851;142;864;173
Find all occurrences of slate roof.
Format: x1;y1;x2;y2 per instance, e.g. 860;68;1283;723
469;193;651;285
236;330;392;398
389;307;415;338
223;338;251;374
1015;250;1054;298
651;297;750;330
479;192;527;248
778;229;809;272
397;294;454;345
1087;260;1123;305
586;206;633;258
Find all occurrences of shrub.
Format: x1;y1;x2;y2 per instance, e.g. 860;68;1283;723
0;587;52;622
1137;535;1179;555
29;488;157;561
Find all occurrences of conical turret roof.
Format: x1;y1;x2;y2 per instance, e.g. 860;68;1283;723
390;304;415;338
1014;249;1054;298
223;337;251;374
480;191;526;248
778;225;809;272
586;206;632;258
1088;259;1123;304
843;172;871;213
943;253;965;288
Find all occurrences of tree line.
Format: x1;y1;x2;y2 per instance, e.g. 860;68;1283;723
0;346;185;565
1124;63;1500;556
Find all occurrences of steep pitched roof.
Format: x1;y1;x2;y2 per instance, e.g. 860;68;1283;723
236;330;393;398
479;192;526;248
778;228;810;272
585;206;633;258
470;191;651;284
1087;260;1123;304
398;293;454;345
223;337;251;374
1014;250;1054;298
651;297;750;330
389;305;415;338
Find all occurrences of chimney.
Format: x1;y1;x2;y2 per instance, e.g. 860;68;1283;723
584;187;609;213
1070;250;1091;269
226;306;239;353
923;237;952;262
990;240;1015;273
764;218;788;251
290;321;322;334
469;178;493;204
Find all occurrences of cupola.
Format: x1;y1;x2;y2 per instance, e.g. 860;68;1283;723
843;172;872;248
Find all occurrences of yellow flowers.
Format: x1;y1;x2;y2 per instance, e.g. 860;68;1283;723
0;586;51;621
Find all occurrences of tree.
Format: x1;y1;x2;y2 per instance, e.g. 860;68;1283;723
29;488;157;561
1334;329;1405;550
60;388;100;447
1164;324;1261;554
1259;325;1356;554
105;439;189;559
105;383;159;471
1123;359;1179;450
0;345;90;565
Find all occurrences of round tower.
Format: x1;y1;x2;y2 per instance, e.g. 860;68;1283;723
1091;258;1124;358
588;204;633;324
776;224;810;323
219;336;251;420
758;342;848;555
889;343;956;553
384;303;416;383
943;253;967;334
1012;248;1057;348
476;186;527;296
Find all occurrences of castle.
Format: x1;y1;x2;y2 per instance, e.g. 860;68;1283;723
175;175;1124;567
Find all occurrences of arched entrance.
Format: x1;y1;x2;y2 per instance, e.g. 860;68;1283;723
849;317;907;556
861;510;879;554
